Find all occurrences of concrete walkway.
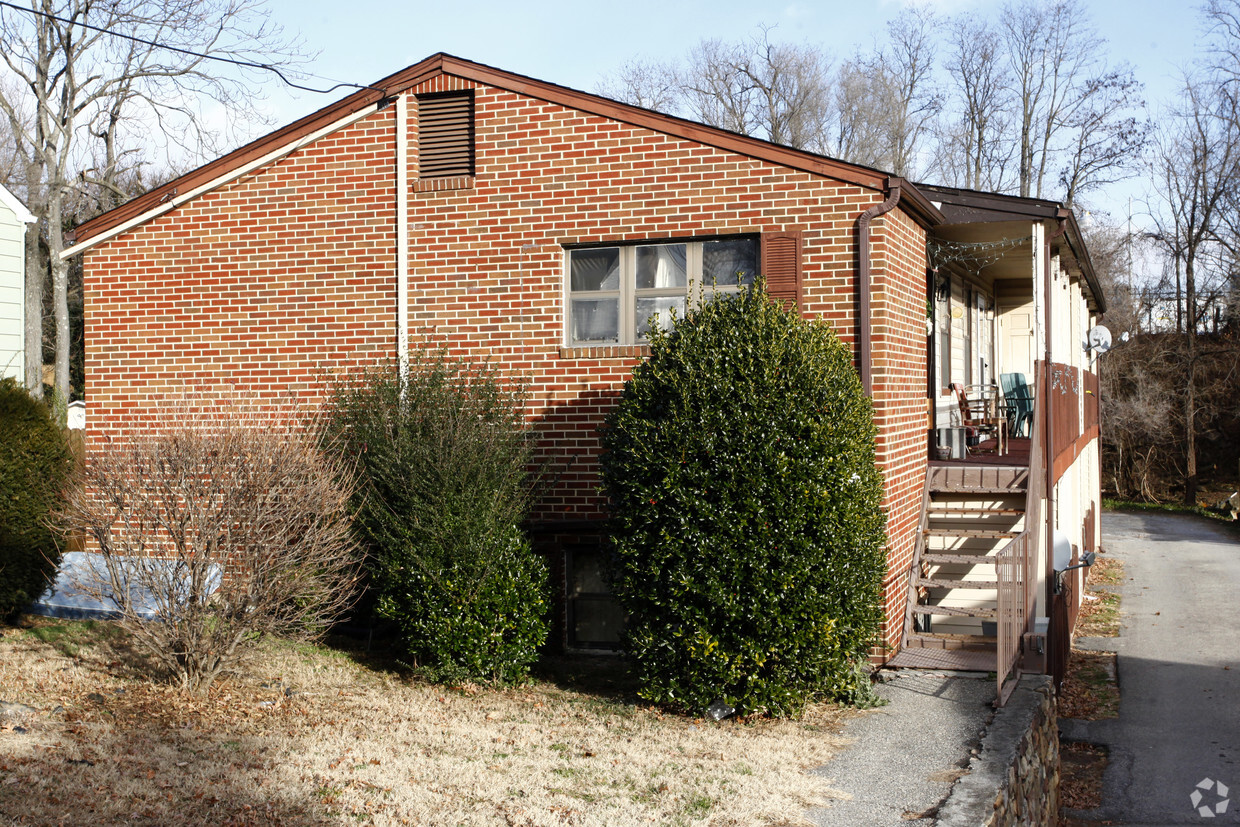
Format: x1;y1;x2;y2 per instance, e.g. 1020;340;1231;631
1061;510;1240;825
807;673;994;826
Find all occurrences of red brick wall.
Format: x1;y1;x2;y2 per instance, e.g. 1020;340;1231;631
403;79;889;523
84;110;399;431
83;72;929;653
867;209;930;655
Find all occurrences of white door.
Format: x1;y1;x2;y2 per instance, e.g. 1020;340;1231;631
998;301;1035;381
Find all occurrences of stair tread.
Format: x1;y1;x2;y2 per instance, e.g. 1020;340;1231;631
888;646;995;671
922;552;999;565
918;577;1000;589
905;632;996;647
927;507;1025;515
912;604;997;619
924;527;1021;538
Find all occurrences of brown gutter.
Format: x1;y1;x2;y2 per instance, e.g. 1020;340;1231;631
856;181;903;397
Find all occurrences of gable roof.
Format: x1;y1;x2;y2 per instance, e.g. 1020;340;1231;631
66;53;941;255
0;183;36;224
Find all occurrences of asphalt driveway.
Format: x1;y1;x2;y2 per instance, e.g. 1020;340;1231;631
1061;509;1240;825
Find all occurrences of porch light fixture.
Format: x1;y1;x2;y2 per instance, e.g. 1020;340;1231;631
934;271;951;301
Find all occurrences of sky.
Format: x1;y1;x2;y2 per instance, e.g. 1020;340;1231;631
248;0;1210;223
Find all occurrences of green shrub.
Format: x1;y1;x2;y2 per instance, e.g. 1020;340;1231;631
0;378;74;619
600;282;888;716
324;353;549;684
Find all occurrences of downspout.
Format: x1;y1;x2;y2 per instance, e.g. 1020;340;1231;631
857;181;902;396
395;93;410;374
1045;215;1068;605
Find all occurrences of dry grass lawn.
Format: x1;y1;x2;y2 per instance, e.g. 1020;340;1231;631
0;618;852;826
1075;555;1124;639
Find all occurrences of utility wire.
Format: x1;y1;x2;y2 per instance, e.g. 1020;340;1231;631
0;0;385;96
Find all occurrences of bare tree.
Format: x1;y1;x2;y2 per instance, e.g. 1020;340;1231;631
598;28;834;154
999;0;1145;203
1205;0;1240;90
830;8;942;176
0;0;304;400
878;6;942;177
595;57;682;113
833;57;900;169
678;30;834;151
60;396;361;694
1146;76;1240;503
932;17;1016;192
1057;72;1148;206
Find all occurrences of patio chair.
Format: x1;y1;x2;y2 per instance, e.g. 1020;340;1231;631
949;382;1007;455
1000;372;1034;438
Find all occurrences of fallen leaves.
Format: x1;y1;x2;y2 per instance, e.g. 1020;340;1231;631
1058;649;1120;720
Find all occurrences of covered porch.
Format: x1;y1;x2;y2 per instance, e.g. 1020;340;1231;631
894;186;1106;704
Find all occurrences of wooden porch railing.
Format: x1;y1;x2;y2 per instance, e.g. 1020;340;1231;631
995;361;1045;706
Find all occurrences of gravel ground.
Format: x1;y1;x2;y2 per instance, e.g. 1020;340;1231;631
806;672;995;826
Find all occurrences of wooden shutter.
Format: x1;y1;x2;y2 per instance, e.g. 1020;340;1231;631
418;92;474;178
761;231;803;313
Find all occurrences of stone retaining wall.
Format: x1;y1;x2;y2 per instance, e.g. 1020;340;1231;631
936;675;1059;826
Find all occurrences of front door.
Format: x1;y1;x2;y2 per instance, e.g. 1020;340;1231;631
998;301;1035;381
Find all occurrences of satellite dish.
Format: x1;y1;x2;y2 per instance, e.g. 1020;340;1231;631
1053;530;1073;572
1085;325;1113;354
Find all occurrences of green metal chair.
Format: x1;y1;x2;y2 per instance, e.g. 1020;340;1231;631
1000;373;1033;438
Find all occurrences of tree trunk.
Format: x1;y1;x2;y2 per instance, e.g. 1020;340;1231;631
1183;257;1198;505
22;221;42;397
46;193;70;403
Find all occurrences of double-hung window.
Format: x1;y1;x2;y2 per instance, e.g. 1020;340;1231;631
568;237;759;346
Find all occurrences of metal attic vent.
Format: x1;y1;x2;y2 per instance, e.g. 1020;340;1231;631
418;91;474;178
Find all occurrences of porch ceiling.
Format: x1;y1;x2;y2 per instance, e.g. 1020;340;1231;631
931;220;1035;283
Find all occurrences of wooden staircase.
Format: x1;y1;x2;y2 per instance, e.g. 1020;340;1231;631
889;465;1028;672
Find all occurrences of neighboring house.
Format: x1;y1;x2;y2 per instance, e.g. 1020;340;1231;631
0;184;36;384
64;54;1101;698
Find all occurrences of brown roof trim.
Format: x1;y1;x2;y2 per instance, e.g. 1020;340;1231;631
432;55;891;191
72;53;919;248
1061;209;1106;314
890;177;944;229
915;183;1062;220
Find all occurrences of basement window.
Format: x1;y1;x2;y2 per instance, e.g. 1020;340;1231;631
417;91;474;180
566;547;624;650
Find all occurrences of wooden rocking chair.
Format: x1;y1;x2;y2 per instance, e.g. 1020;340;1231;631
949;382;1008;456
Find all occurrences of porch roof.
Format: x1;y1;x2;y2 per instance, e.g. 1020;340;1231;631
916;184;1105;314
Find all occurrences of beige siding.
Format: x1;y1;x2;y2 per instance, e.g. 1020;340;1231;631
0;203;25;381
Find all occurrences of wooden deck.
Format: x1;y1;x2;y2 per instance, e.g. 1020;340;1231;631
934;437;1031;467
928;437;1030;493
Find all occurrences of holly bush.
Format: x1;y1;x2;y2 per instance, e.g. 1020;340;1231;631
601;282;887;716
323;353;548;684
0;378;74;619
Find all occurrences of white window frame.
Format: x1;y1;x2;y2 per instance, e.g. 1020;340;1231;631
565;237;758;347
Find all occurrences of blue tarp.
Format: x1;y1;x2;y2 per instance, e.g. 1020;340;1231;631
27;551;222;621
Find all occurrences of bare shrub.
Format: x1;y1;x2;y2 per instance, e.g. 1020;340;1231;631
59;397;361;694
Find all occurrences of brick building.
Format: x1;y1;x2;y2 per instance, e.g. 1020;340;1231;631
66;54;1103;684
